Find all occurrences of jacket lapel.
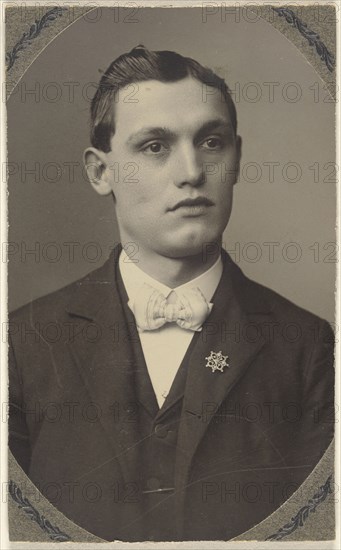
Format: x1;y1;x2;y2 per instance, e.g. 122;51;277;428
65;247;140;481
175;253;273;533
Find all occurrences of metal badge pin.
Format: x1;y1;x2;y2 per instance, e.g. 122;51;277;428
205;351;229;373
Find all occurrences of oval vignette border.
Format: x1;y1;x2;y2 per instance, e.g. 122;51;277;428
5;2;336;543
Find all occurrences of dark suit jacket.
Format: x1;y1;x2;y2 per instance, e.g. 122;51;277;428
9;248;334;541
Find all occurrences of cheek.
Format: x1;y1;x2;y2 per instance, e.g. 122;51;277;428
212;187;234;227
113;183;161;226
118;171;169;218
112;180;145;207
213;182;234;208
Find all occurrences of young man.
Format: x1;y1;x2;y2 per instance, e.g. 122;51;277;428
9;46;334;541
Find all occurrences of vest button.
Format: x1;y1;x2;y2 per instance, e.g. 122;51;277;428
154;424;168;438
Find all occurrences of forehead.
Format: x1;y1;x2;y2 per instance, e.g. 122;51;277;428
113;77;232;138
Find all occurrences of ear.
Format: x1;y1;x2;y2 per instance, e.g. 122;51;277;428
83;147;112;196
233;134;242;185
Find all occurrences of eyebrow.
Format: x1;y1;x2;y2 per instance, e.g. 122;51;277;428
127;127;176;145
195;119;234;141
126;118;233;146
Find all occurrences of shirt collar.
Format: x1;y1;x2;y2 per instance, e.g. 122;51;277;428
119;249;223;304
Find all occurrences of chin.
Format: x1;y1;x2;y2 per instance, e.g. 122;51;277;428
160;233;220;259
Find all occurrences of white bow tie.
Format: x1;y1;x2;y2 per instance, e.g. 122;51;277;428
128;283;213;332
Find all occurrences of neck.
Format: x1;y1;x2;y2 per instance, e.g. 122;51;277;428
121;241;222;288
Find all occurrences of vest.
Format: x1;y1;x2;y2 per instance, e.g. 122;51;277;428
116;267;200;541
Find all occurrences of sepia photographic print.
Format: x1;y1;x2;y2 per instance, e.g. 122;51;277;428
1;0;339;547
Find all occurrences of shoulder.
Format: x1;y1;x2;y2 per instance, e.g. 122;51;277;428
227;257;333;338
9;254;116;326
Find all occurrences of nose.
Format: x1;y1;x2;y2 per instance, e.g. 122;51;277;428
172;143;205;188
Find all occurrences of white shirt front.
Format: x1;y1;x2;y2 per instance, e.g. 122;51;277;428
119;250;223;407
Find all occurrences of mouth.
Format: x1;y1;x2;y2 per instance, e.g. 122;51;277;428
168;197;214;215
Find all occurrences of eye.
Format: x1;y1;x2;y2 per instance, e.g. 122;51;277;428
142;141;167;154
201;137;223;150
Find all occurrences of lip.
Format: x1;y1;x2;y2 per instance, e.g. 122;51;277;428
168;197;214;212
172;204;212;217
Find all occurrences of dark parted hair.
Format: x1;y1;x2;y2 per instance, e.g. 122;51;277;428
90;45;237;152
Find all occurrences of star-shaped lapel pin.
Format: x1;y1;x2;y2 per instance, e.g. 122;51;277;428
205;350;229;373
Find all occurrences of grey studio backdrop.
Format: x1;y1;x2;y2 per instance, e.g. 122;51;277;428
7;7;336;324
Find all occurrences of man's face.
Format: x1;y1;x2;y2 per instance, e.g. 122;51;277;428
103;77;241;258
